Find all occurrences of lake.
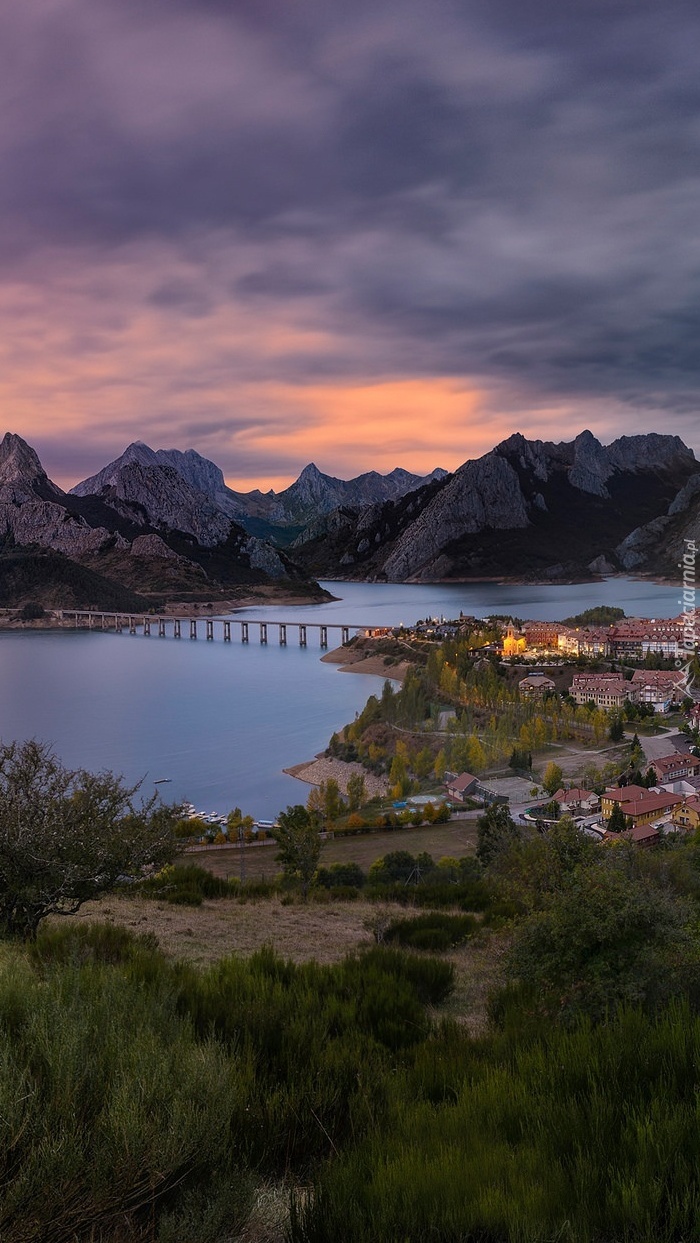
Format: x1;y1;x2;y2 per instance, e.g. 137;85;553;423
0;577;685;818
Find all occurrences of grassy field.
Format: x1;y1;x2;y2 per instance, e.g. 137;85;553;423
185;817;480;883
67;890;502;1035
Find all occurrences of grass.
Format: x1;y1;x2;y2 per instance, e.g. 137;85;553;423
63;893;505;1037
188;820;479;884
68;893;404;966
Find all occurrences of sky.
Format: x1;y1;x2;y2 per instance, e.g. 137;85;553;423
2;0;700;492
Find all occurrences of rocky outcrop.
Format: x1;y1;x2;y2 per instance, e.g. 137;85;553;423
89;462;233;547
381;454;529;580
0;501;125;558
0;432;65;502
0;433;123;558
244;536;288;579
130;533;185;561
274;462;447;526
617;472;700;572
607;434;695;475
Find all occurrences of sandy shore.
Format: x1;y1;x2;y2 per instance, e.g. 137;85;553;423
283;755;389;798
321;645;412;682
282;644;412;795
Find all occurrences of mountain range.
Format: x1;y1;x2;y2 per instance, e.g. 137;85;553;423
290;430;700;582
1;429;698;610
71;445;446;542
0;433;326;610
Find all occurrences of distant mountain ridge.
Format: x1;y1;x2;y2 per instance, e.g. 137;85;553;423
292;430;699;582
71;447;447;535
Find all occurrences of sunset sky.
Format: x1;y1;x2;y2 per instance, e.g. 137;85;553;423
2;0;699;491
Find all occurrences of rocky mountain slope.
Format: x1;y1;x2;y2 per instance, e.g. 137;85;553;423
0;433;323;610
616;471;700;574
293;430;698;582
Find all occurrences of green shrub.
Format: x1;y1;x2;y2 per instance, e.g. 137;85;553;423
237;878;279;901
0;952;253;1241
315;862;366;888
291;1003;700;1243
30;921;160;968
384;912;476;952
365;879;491;911
140;864;235;902
356;947;455;1007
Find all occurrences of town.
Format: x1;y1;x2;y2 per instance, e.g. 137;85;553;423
355;606;700;849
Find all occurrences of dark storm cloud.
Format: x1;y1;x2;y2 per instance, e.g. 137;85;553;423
2;0;700;476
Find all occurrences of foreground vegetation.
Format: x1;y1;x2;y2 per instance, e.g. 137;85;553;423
11;729;700;1239
0;926;452;1241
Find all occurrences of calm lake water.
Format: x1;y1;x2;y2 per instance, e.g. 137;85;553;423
0;578;685;818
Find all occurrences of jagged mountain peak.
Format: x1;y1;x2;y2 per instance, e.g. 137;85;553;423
607;432;696;473
0;431;45;476
70;442;159;495
0;432;64;499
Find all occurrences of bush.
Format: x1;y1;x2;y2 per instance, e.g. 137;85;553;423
237;878;279;901
384;912;476;952
0;950;253;1241
140;864;235;902
291;1003;700;1243
18;602;45;620
315;862;366;889
30;920;160;968
365;880;492;912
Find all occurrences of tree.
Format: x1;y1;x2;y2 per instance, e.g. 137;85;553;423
607;802;628;834
346;772;366;812
476;804;520;867
322;778;343;822
227;807;255;837
433;749;447;780
608;713;625;742
0;741;177;940
542;761;563;796
505;859;698;1023
272;804;322;899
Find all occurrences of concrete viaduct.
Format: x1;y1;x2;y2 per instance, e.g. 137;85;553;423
57;611;361;648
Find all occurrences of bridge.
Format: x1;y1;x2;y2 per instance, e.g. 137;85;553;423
56;610;369;647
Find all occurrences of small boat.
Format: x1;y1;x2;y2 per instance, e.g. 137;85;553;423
154;778;172;784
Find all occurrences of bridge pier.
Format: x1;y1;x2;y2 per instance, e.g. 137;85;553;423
128;616;136;635
143;618;151;636
299;624;307;647
279;623;287;645
158;618;166;637
320;625;328;648
174;619;181;638
241;622;249;643
223;621;231;641
115;616;123;633
190;619;197;639
342;627;350;644
259;622;267;644
206;619;214;640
